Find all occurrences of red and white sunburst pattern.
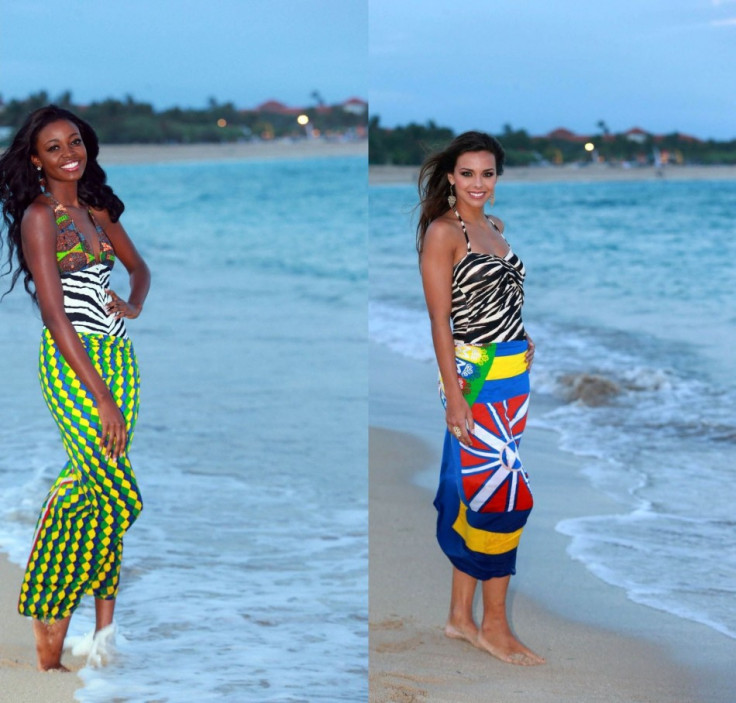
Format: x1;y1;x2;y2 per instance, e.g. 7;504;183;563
459;393;533;513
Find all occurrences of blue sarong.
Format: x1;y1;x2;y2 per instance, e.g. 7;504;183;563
435;340;533;580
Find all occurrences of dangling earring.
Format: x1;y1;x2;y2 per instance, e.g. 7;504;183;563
490;191;495;207
35;164;46;193
447;183;456;208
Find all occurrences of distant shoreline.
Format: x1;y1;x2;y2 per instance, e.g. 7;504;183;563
370;163;736;184
99;139;366;165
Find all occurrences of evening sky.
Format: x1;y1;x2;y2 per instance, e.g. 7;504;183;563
370;0;736;140
2;1;733;139
1;0;367;110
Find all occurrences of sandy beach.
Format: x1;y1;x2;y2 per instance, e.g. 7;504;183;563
370;163;736;185
369;343;736;703
0;555;83;701
100;138;366;165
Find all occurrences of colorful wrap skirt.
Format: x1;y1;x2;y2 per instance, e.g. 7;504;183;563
18;329;143;622
435;339;533;581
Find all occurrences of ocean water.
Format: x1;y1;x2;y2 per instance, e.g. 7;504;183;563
369;176;736;640
0;155;367;701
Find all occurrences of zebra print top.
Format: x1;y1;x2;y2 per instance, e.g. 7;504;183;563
451;218;526;345
47;194;127;339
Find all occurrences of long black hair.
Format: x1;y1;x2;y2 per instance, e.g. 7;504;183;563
416;130;505;260
0;105;124;301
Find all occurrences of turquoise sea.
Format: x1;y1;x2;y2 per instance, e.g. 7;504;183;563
0;155;367;701
370;176;736;642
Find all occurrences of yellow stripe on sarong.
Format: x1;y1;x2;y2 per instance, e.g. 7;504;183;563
452;503;523;555
486;352;527;380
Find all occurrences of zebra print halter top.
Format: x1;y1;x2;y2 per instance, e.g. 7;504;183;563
46;193;127;339
450;212;526;345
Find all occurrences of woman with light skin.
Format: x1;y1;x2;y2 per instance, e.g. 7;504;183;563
418;131;544;666
0;105;150;670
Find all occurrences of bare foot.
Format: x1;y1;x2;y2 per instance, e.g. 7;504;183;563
444;620;479;646
33;616;71;672
477;629;545;666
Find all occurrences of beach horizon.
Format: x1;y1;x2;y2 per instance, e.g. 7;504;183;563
99;138;366;166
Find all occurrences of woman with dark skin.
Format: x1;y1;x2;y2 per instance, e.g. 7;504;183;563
0;106;150;670
418;131;544;665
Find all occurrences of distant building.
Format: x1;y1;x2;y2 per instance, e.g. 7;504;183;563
251;100;302;115
624;127;649;144
655;131;702;144
242;97;368;118
342;97;367;115
543;128;590;143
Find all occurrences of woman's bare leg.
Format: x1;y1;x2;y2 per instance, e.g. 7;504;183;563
94;598;115;632
445;567;479;644
33;616;71;671
477;575;545;665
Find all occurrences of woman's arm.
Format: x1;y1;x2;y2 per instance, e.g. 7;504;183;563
21;203;128;460
95;211;151;319
421;221;474;445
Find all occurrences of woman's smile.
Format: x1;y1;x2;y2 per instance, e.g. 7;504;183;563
60;160;81;172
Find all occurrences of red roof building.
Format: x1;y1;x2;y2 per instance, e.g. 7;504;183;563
544;128;590;143
252;100;302;115
342;97;368;115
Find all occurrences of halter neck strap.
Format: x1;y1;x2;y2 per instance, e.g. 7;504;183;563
452;208;500;254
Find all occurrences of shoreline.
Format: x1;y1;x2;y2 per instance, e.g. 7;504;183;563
370;162;736;184
369;342;736;702
369;425;701;702
99;138;366;165
0;554;82;702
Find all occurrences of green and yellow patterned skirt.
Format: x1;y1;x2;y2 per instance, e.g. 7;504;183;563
18;329;143;623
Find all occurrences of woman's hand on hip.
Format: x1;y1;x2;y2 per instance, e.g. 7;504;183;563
525;334;535;371
445;395;474;446
106;289;142;319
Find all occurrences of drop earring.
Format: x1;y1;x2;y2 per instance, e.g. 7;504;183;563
447;183;456;209
35;164;46;192
490;191;495;207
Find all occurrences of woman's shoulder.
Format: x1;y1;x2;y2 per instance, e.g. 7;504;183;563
425;212;463;246
19;198;58;250
21;197;55;227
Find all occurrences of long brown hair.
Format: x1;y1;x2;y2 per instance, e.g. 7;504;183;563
416;131;505;260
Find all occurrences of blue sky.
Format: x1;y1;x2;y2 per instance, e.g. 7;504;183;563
1;0;367;109
370;0;736;140
3;1;733;139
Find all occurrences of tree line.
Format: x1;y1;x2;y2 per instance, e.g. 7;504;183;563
369;116;736;167
0;92;366;145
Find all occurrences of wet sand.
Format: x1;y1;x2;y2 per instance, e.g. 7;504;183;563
0;555;83;702
369;343;736;702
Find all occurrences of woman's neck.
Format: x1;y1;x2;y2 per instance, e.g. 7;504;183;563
454;202;486;226
45;182;80;208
